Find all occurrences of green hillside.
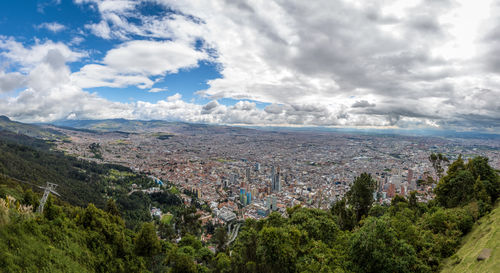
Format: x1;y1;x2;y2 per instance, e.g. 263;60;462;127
441;202;500;273
0;115;64;140
0;130;180;229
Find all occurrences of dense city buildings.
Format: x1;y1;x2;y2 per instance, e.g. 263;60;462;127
53;124;500;222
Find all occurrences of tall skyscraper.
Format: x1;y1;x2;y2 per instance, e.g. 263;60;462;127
407;169;414;183
271;166;281;192
276;167;281;192
246;167;251;183
246;192;251;205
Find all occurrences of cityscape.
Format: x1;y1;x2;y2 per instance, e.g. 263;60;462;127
53;122;500;225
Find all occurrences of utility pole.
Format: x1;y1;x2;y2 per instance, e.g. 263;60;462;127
37;182;60;214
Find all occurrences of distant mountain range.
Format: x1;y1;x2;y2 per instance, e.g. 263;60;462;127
248;125;500;140
0;116;64;140
1;115;498;140
50;118;261;136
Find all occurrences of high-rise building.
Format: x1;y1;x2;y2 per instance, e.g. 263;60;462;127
231;173;238;185
271;166;281;192
407;169;414;183
240;188;246;204
254;163;261;172
246;167;251;183
388;183;396;198
275;167;281;192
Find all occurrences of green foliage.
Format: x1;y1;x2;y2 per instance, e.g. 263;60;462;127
106;198;121;217
176;205;202;236
256;226;300;273
440;202;500;273
0;201;147;273
165;246;198;273
230;207;349;273
214;226;228;253
350;217;429;273
429;153;449;179
0;131;158;229
346;173;377;222
331;198;356;230
435;156;500;209
135;222;161;257
214;253;231;273
435;170;475;208
466;156;500;203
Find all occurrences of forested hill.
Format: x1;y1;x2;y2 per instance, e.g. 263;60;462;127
0;115;64;140
0;130;132;208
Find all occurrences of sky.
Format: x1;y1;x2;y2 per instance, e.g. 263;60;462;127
0;0;499;132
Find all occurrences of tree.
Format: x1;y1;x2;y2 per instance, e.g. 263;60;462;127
214;226;228;253
331;198;356;230
105;198;121;216
214;253;231;273
166;247;197;273
158;221;176;240
435;170;475;208
466;156;500;203
134;222;161;257
256;226;298;273
178;205;201;236
346;173;376;222
179;234;202;250
429;153;449;179
349;217;428;273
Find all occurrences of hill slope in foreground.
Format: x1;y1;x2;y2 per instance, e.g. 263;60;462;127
441;202;500;273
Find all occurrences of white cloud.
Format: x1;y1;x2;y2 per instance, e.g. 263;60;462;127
0;37;86;70
85;20;112;39
0;71;26;93
36;22;66;33
148;87;168;93
70;40;207;90
71;64;155;89
103;40;206;75
1;0;499;131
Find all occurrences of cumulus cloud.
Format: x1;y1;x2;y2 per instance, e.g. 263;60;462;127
36;22;66;33
0;71;26;93
0;37;86;70
148;88;167;93
103;40;206;75
202;100;220;114
71;40;207;89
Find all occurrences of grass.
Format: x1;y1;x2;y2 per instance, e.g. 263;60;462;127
161;213;173;225
440;202;500;273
